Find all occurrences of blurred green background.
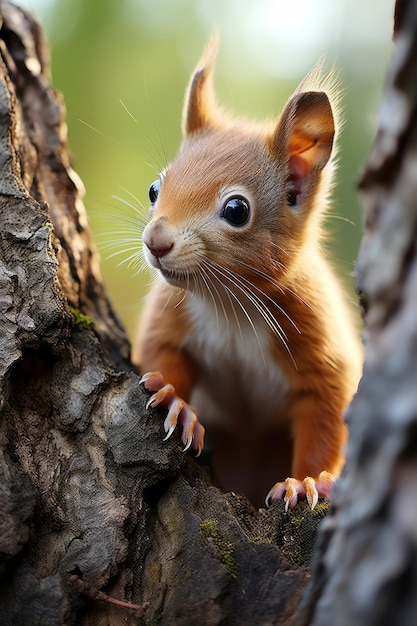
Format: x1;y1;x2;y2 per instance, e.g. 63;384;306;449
18;0;394;343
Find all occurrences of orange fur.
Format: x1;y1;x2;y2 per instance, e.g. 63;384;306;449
134;42;362;508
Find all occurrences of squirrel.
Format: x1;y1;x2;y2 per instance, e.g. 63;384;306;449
134;39;363;510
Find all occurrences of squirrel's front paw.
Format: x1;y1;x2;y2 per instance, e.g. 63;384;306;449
140;371;205;456
265;470;335;511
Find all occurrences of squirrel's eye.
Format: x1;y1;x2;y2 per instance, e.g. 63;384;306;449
221;196;250;227
287;191;297;207
286;176;302;208
148;180;160;204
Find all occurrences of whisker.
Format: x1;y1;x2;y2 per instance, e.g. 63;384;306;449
240;269;299;332
199;264;227;333
198;262;240;333
208;259;298;369
207;266;231;319
118;186;148;213
95;228;141;240
281;284;319;317
119;97;167;173
91;203;147;230
159;281;182;315
208;246;321;322
174;289;187;308
119;98;139;124
79;117;161;180
90;187;151;273
95;231;140;248
95;226;144;244
206;263;255;344
143;80;169;169
120;252;146;273
209;260;286;338
78;118;125;147
112;194;147;218
270;239;354;268
207;253;300;335
203;262;260;352
269;241;290;256
326;213;356;226
210;248;286;294
99;241;141;257
191;248;230;330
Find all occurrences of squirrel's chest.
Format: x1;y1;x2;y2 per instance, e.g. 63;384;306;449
182;297;289;428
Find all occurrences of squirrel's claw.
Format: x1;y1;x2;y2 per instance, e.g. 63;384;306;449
266;471;335;510
163;425;176;441
141;371;205;455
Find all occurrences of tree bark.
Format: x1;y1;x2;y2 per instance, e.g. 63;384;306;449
0;3;323;625
296;1;417;625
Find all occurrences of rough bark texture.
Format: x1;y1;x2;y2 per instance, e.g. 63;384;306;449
296;1;417;625
0;3;324;625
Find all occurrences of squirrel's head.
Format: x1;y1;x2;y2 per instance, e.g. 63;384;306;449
143;37;340;293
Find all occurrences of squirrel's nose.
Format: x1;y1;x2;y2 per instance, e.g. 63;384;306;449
145;240;174;258
143;216;175;259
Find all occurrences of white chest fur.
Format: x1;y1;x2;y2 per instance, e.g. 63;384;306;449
182;295;289;431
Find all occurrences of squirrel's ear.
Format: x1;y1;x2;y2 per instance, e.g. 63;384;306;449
182;35;220;136
270;91;335;205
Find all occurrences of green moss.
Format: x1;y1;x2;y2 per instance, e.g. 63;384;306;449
279;500;330;567
200;519;217;536
250;535;272;544
313;501;330;516
200;519;237;580
70;307;95;331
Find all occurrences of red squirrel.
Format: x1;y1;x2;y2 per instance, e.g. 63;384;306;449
134;39;362;510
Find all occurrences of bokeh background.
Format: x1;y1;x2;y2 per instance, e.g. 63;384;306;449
18;0;394;342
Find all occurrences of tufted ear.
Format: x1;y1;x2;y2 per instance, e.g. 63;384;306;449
182;35;221;136
270;90;335;207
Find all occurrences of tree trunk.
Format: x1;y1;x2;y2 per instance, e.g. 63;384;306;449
0;3;322;625
296;1;417;625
